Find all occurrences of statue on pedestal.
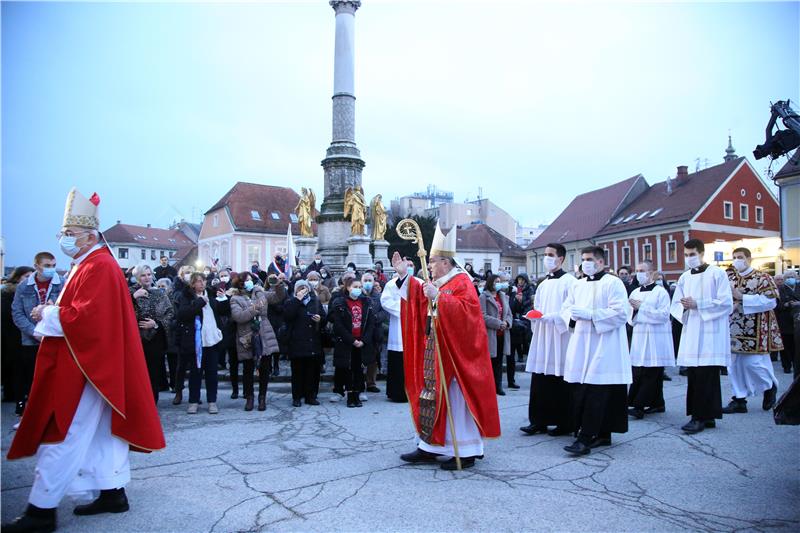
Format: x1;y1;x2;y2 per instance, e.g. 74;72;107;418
295;187;317;238
370;194;388;241
344;186;366;236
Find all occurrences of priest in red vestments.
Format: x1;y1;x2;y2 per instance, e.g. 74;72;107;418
4;188;165;533
392;223;500;470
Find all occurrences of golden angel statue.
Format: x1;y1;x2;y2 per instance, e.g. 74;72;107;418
343;186;367;236
370;194;388;241
295;187;316;237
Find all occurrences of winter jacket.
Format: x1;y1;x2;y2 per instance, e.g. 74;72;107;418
283;294;327;360
480;290;512;358
329;293;376;368
12;274;64;346
174;286;226;354
229;283;287;360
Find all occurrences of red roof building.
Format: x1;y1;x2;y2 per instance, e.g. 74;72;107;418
199;182;312;272
455;223;527;277
102;223;196;270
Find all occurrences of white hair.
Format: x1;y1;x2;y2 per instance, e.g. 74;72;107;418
133;263;152;278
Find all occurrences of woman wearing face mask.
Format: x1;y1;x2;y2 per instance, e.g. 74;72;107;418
213;269;241;399
480;274;513;396
319;266;336;292
174;272;228;414
283;280;327;407
230;272;287;411
130;264;175;405
329;278;375;407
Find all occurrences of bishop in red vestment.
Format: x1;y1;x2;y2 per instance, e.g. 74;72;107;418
4;189;165;533
392;224;500;471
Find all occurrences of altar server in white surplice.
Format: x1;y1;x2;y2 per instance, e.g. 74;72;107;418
627;260;675;420
520;243;577;437
670;239;733;435
561;246;632;456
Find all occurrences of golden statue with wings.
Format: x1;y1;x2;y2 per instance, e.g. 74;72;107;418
370;194;388;241
295;187;317;237
343;186;367;236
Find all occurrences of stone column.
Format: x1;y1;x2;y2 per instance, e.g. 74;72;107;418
295;237;318;265
317;0;365;271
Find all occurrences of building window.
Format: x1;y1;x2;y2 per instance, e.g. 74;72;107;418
740;203;749;221
518;266;527;274
484;261;492;273
666;240;677;263
603;248;610;264
247;244;261;264
118;247;129;259
503;266;512;275
251;210;261;221
271;212;281;220
169;250;175;258
141;249;147;260
213;214;219;227
723;201;733;219
755;206;764;224
621;246;631;267
151;250;156;260
643;243;652;261
289;213;298;223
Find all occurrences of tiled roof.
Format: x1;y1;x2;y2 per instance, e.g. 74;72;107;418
456;223;526;258
102;223;195;249
773;149;800;180
595;157;742;237
205;182;309;235
528;175;644;250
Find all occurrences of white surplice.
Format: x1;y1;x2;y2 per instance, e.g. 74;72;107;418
417;379;484;458
670;265;733;367
628;285;675;368
525;270;577;376
561;273;633;385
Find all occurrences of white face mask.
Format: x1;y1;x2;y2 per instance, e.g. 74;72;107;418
183;273;192;282
59;235;81;257
732;258;748;272
219;276;230;283
543;256;558;272
581;260;597;277
685;255;702;270
636;272;650;286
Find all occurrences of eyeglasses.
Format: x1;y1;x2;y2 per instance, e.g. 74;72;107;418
56;230;90;239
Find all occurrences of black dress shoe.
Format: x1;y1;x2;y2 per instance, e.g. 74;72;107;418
508;383;520;390
681;419;705;434
400;448;441;463
762;384;778;411
230;391;239;400
722;398;747;414
305;398;320;406
366;385;381;393
644;405;665;414
496;389;506;396
520;424;548;435
563;440;591;455
73;488;129;516
628;407;645;419
589;436;612;448
440;456;476;470
3;505;56;533
292;399;302;407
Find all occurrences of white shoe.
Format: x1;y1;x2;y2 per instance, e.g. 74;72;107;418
208;402;219;414
359;393;368;402
329;392;344;403
12;421;20;430
187;403;199;414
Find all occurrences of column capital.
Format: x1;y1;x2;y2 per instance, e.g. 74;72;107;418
330;0;361;15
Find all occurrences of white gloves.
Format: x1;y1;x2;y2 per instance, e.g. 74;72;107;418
423;282;439;301
571;307;593;321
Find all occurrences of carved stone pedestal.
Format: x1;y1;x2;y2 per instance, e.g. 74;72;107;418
295;237;318;264
345;235;373;270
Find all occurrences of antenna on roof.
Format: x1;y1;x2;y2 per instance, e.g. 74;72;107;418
695;158;701;172
665;176;673;195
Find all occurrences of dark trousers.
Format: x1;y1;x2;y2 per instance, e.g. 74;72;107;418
243;356;270;399
491;335;504;391
17;345;38;405
386;350;407;402
291;358;320;401
628;366;665;409
686;366;722;421
141;337;165;405
188;345;219;404
166;351;178;390
779;334;794;372
228;341;241;393
334;347;364;393
506;355;517;386
573;383;628;442
529;373;573;429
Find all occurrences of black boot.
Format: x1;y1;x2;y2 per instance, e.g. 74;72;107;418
722;397;747;414
73;488;129;515
3;504;56;533
346;392;357;408
258;395;267;411
762;383;778;411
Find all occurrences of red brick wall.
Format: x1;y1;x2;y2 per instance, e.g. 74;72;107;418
694;164;780;230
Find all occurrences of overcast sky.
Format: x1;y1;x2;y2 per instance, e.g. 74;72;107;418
2;0;798;267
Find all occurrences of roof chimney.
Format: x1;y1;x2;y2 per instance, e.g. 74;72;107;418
146;223;151;228
676;165;689;186
116;219;121;224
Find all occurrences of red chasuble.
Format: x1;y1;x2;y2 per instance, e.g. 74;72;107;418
401;272;500;445
8;248;166;460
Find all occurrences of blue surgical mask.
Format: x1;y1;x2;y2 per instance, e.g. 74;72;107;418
350;288;362;299
495;282;508;291
302;295;311;305
41;267;56;280
363;281;374;292
787;278;797;287
59;235;80;257
244;280;254;291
